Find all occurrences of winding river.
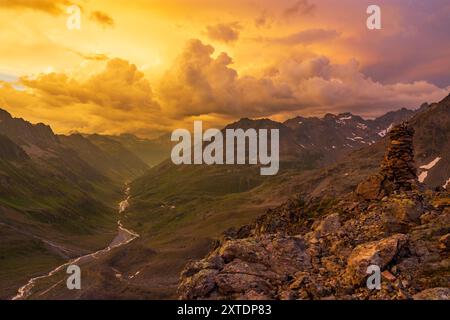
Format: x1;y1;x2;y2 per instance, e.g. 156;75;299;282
12;186;139;300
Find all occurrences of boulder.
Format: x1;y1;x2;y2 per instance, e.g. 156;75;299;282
344;234;408;286
356;174;385;201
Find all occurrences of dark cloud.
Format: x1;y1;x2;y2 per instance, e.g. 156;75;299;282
206;22;241;43
72;51;110;61
90;10;115;27
283;0;316;17
255;11;273;28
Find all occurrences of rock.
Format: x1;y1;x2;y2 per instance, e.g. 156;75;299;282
356;174;385;201
180;255;224;278
381;270;397;282
344;234;408;286
178;269;218;299
383;196;424;228
278;290;296;300
215;273;271;296
413;288;450;300
439;234;450;251
314;213;341;237
179;235;311;299
245;290;272;300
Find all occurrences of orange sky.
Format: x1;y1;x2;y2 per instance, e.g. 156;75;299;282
0;0;449;137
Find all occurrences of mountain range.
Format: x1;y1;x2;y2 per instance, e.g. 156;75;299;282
0;94;448;299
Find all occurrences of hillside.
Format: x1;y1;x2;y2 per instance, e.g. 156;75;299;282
59;134;149;182
0;108;149;298
1;95;447;300
30;100;434;299
178;123;450;300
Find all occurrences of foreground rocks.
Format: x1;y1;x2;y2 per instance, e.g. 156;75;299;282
178;124;450;300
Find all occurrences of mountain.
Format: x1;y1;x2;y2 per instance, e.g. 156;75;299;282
106;133;172;167
0;134;29;162
0;109;59;148
178;122;450;300
283;108;418;166
1;95;446;300
34;102;424;299
0;108;133;298
59;134;150;182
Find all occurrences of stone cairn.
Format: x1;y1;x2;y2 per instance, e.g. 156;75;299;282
356;122;417;200
380;123;417;192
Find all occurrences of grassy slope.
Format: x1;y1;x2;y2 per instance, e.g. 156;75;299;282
0;156;120;299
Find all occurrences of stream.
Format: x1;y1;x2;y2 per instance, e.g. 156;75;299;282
12;186;139;300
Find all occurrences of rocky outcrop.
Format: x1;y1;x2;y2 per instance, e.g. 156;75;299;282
179;235;311;300
178;123;450;300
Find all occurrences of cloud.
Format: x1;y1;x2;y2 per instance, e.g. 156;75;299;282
0;1;115;29
254;11;273;28
0;0;71;15
74;51;110;61
158;39;448;120
90;10;115;27
205;22;241;43
21;58;158;111
268;29;340;45
0;58;169;137
283;0;316;17
1;38;448;137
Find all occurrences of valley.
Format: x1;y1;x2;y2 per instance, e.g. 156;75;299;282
12;187;139;300
0;95;449;299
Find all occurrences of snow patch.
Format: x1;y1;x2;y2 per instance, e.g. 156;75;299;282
418;171;428;183
420;157;441;170
378;123;394;137
444;178;450;189
357;123;368;130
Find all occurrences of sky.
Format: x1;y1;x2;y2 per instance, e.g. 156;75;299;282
0;0;449;137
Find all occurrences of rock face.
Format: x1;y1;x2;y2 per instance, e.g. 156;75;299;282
178;123;450;300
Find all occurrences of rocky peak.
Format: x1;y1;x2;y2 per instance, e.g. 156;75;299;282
0;108;59;148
